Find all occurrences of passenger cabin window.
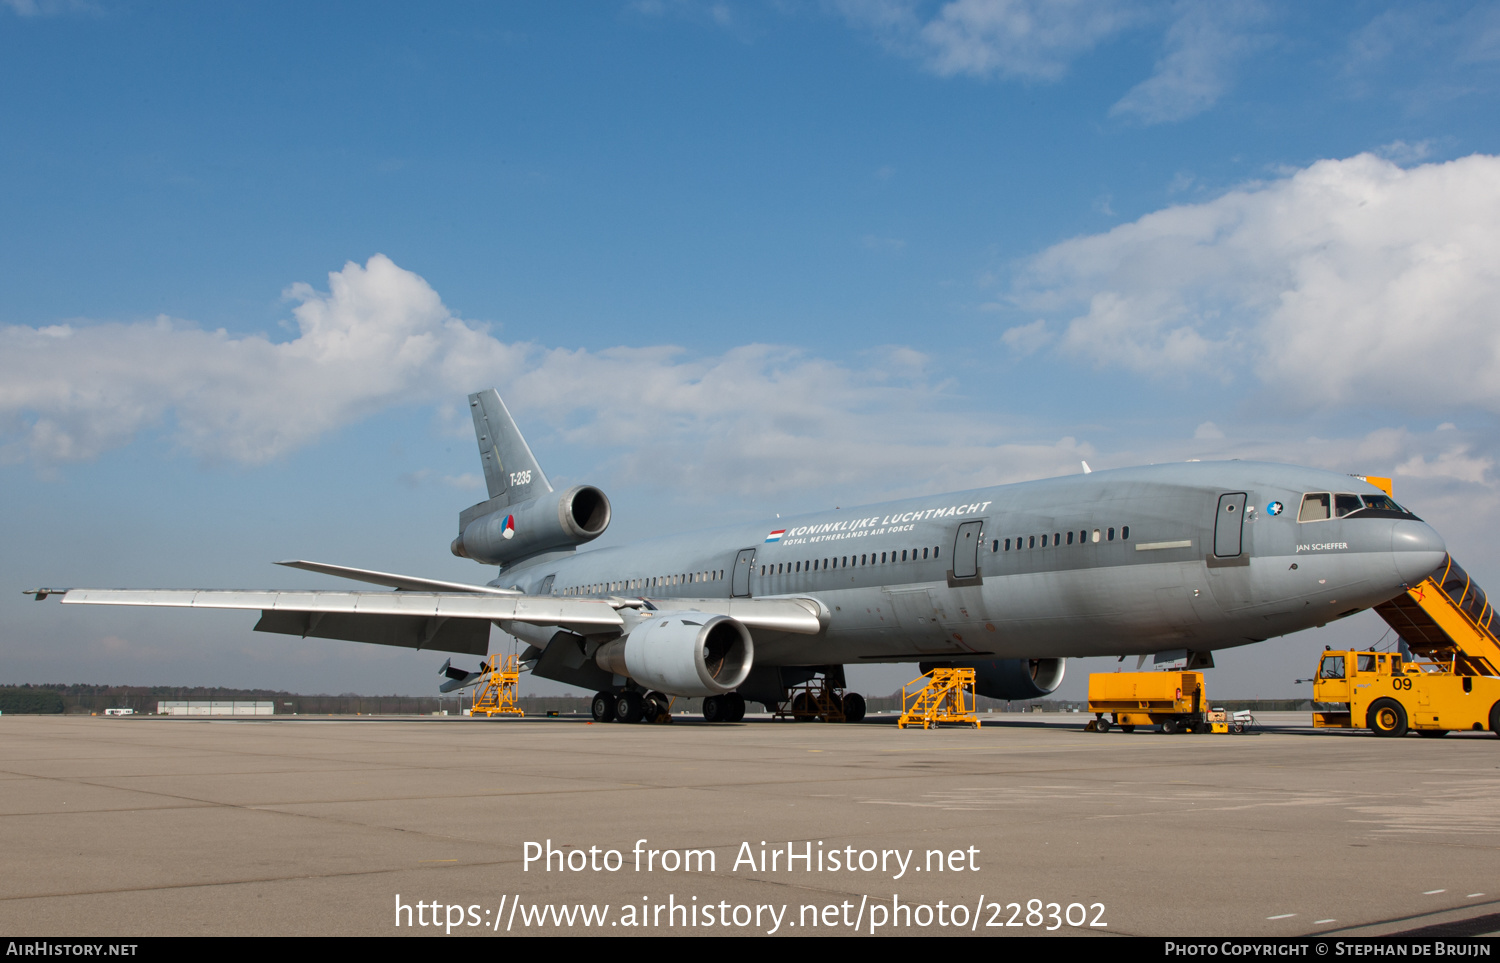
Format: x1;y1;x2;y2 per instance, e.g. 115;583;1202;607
1318;655;1345;679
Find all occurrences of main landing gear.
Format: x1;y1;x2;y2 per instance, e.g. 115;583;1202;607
701;693;746;722
591;690;675;720
591;689;673;724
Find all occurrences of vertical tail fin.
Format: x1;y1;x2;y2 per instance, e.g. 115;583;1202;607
468;389;552;507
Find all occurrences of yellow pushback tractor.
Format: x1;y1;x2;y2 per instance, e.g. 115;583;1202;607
1315;556;1500;737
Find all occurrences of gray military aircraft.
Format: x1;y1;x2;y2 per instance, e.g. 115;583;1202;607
28;389;1448;724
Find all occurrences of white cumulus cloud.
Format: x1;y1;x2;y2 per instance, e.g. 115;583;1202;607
1015;152;1500;414
0;255;520;465
0;255;1092;498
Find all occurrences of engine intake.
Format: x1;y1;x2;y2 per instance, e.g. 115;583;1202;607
451;485;611;567
594;613;753;697
919;657;1066;701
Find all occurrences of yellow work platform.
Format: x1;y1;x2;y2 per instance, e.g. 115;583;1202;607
469;654;524;718
897;667;980;729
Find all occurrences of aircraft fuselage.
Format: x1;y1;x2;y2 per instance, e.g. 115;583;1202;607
502;461;1446;667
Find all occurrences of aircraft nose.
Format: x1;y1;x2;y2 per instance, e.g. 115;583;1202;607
1392;520;1447;585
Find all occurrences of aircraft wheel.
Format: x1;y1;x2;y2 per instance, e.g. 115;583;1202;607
1417;729;1449;738
1120;724;1136;733
702;695;724;723
724;693;746;722
1096;718;1111;733
591;691;616;723
641;692;668;723
1368;698;1408;737
842;692;866;723
615;691;644;724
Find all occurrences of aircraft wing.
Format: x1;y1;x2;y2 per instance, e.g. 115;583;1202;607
28;588;825;657
49;589;625;656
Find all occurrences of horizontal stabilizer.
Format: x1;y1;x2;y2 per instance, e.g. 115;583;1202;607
275;560;520;595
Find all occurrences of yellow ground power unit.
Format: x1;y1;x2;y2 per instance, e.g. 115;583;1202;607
1086;671;1217;734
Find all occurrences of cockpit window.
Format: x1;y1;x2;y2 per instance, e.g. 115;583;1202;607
1300;491;1415;522
1334;494;1363;517
1299;493;1331;522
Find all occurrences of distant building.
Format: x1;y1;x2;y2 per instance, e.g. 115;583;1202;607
155;701;274;716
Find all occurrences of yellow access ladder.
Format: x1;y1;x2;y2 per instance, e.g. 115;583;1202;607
897;667;981;729
1375;556;1500;677
470;655;524;717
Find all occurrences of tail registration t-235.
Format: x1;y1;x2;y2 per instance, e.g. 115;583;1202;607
28;388;1448;725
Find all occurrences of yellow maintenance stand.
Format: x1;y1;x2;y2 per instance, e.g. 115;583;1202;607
1316;556;1500;737
469;655;524;718
897;667;981;729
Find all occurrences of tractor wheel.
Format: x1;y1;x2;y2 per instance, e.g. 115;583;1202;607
1367;698;1408;738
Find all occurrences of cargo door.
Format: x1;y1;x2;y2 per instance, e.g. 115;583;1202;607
885;588;959;653
731;548;756;598
1214;492;1247;558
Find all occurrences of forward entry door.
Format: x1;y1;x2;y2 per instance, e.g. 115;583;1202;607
1214;492;1247;557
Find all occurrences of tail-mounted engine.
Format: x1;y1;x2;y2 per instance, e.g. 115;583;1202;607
594;613;754;698
451;485;612;567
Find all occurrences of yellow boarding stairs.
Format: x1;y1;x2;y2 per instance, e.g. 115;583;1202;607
470;654;524;718
1375;556;1500;677
1313;555;1500;736
897;667;981;729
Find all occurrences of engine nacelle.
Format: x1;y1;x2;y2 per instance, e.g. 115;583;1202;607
451;485;611;567
919;657;1066;701
594;613;753;697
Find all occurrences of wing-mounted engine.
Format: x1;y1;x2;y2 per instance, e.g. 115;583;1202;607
451;484;611;567
921;657;1066;701
593;612;754;697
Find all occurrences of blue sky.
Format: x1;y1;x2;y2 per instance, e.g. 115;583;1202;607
5;1;1500;699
